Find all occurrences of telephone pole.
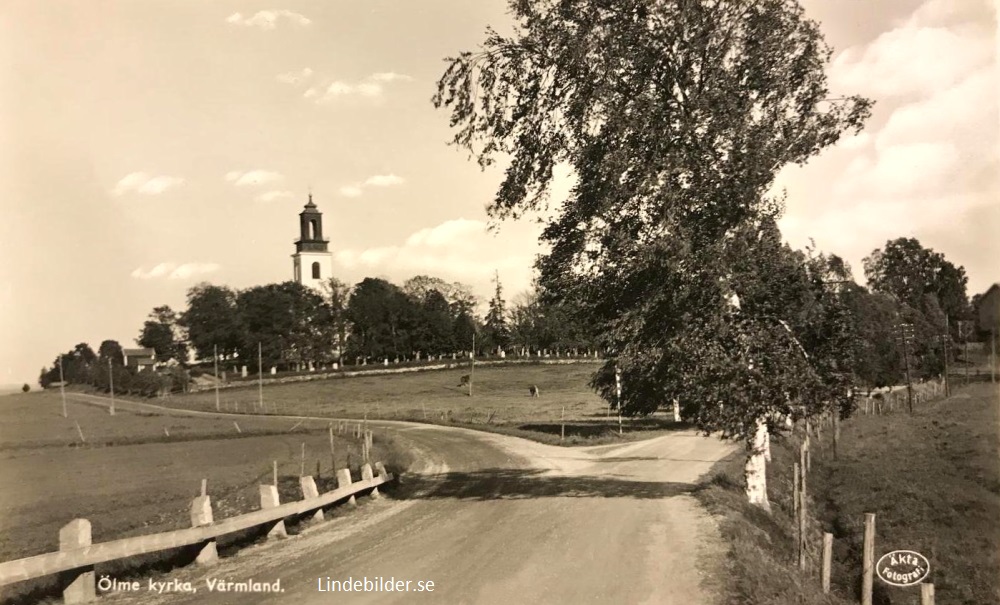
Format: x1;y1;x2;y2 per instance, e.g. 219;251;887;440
897;323;915;414
59;355;67;418
213;344;220;412
991;327;996;384
108;358;115;416
469;332;475;397
942;316;951;397
956;320;971;385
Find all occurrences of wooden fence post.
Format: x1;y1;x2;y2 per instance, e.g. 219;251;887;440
59;519;95;603
832;411;840;460
190;493;217;565
798;442;807;572
920;583;935;605
821;532;832;593
862;513;876;605
793;462;800;518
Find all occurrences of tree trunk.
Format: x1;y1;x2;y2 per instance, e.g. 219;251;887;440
745;417;771;511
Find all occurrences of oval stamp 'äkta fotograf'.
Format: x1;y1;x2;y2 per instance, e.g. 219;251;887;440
876;550;930;587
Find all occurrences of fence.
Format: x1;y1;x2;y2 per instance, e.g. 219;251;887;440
0;461;393;604
191;355;603;393
860;379;945;415
791;381;945;604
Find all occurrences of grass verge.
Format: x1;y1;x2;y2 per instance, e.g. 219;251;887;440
694;380;999;605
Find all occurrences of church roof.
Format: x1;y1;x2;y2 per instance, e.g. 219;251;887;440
303;193;317;210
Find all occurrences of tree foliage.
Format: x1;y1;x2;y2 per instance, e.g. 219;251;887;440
138;305;188;363
180;283;243;361
483;274;511;352
863;237;969;321
435;0;872;443
98;340;124;366
236;282;332;369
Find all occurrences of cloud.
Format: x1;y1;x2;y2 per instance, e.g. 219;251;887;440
335;219;537;295
829;0;993;99
225;170;284;186
363;174;405;187
225;10;311;30
774;0;997;294
277;68;313;85
112;172;184;196
307;72;412;103
131;262;221;280
338;174;405;197
405;219;485;247
255;190;295;203
369;72;414;83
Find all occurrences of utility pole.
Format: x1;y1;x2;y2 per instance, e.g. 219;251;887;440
898;323;914;414
992;327;996;384
59;355;67;418
956;320;971;385
469;332;475;397
257;341;263;413
962;321;972;386
942;316;951;397
615;363;623;435
108;359;115;416
214;344;220;412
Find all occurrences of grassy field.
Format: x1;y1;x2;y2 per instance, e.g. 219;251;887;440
0;392;409;568
152;362;686;445
695;380;1000;605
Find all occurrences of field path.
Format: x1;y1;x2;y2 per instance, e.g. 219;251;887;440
71;393;736;605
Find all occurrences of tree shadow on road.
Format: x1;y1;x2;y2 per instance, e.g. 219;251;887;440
392;468;697;501
518;417;694;439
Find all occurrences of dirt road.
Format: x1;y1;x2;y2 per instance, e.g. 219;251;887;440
72;394;736;605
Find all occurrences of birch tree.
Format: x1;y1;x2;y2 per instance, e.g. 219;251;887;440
434;0;871;507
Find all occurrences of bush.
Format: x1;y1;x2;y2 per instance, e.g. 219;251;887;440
21;383;30;393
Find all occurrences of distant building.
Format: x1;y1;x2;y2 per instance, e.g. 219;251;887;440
123;348;157;372
978;283;1000;333
292;194;333;292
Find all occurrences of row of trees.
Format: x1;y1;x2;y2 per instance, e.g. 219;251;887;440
177;273;594;368
38;341;188;396
39;271;599;389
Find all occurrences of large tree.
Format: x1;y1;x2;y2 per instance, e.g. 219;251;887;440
179;283;243;361
862;237;969;321
320;277;353;359
483;273;511;353
435;0;871;508
413;289;456;356
98;340;124;366
236;283;332;369
346;278;418;360
138;305;188;363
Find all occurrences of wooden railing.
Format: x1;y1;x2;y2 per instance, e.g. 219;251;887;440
0;462;393;603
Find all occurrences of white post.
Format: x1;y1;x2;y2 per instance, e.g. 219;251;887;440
214;344;220;412
59;356;67;418
108;359;115;416
615;365;622;435
258;342;263;412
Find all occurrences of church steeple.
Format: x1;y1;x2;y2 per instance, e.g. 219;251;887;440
292;194;333;290
295;195;328;253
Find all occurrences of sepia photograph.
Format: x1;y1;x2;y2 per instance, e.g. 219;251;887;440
0;1;997;603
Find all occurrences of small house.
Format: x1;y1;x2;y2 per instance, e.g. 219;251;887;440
123;348;157;372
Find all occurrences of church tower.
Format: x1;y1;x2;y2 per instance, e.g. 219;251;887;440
292;194;333;292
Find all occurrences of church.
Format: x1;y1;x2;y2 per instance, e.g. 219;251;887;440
291;194;333;291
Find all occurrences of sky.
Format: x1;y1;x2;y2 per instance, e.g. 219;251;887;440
0;0;996;386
